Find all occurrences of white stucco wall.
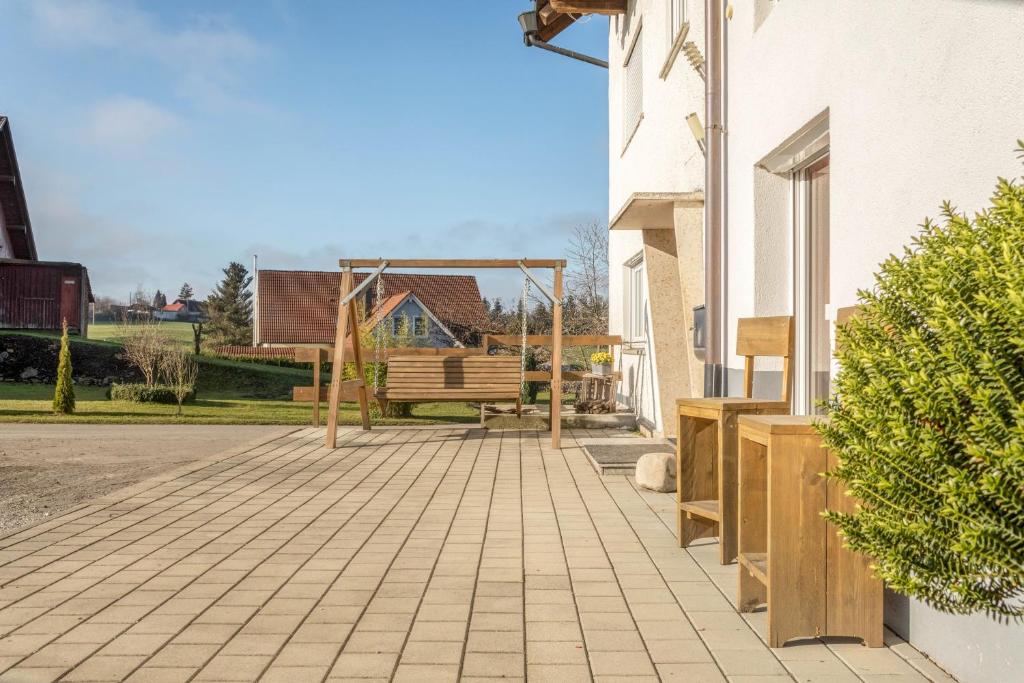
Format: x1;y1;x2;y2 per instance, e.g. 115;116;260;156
723;1;1024;680
608;0;706;433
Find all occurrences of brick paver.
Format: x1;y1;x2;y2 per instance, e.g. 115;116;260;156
0;426;950;682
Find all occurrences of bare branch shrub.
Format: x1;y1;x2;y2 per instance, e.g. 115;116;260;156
117;320;172;387
160;347;199;416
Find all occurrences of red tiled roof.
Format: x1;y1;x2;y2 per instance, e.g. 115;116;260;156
257;270;488;345
162;302;185;312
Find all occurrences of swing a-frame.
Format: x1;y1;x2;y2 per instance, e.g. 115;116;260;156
324;258;567;450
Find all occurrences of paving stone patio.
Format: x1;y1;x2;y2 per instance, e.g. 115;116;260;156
0;427;954;682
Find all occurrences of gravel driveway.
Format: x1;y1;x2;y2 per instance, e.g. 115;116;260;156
0;424;297;534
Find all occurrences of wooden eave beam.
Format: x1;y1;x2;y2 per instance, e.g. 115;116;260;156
549;0;626;15
537;12;576;42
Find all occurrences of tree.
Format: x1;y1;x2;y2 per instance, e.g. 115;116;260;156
564;221;610;340
118;320;172;386
152;290;167;309
160;347;198;416
130;285;151;308
204;262;253;347
179;283;194;300
818;143;1024;619
52;319;75;414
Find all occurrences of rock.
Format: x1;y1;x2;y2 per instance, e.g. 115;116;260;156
636;452;676;493
20;367;38;380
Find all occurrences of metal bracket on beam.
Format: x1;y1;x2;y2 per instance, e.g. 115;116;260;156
518;261;557;303
340;260;389;307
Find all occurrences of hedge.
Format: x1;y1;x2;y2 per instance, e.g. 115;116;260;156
109;383;194;404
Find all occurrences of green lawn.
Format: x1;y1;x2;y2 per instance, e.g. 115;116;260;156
0;383;479;425
88;321;196;349
0;329;571;425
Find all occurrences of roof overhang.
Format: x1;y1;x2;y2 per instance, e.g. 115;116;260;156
610;191;705;230
533;1;626;42
0;117;38;260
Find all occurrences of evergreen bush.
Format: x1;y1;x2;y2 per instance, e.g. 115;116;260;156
818;143;1024;619
52;319;75;414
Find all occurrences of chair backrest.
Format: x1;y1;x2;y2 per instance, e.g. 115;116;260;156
735;316;794;402
385;355;521;398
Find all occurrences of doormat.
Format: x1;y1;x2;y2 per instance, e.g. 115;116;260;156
582;440;674;476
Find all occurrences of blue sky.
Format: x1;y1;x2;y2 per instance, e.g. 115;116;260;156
0;1;609;303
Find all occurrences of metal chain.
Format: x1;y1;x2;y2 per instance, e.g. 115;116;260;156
520;274;531;393
373;271;385;390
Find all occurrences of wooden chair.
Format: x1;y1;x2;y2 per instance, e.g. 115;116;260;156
675;315;793;564
377;355;522;425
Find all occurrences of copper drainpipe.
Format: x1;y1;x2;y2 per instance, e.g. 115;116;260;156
703;0;726;397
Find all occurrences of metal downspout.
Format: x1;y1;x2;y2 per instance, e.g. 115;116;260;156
703;0;726;397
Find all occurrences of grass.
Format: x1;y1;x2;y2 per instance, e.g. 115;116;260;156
88;321;196;349
0;382;480;425
0;329;574;425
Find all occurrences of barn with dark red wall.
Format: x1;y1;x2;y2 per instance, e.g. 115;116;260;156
0;115;94;335
0;259;93;335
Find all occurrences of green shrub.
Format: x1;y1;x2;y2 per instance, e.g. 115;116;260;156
52;320;75;414
818;142;1024;619
109;383;194;404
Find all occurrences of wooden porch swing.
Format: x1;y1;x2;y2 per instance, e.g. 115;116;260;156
323;259;567;449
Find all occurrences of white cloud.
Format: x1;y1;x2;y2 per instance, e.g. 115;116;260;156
85;96;180;154
30;0;263;110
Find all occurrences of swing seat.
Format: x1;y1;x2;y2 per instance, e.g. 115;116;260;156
376;356;522;416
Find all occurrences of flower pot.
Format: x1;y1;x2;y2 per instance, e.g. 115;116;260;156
591;363;612;376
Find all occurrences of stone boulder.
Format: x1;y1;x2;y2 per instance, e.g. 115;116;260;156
635;452;676;493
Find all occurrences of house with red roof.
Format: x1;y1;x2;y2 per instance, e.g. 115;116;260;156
255;270;488;349
153;298;207;323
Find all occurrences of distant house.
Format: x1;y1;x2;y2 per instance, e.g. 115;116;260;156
154;299;207;323
0;116;93;335
357;290;463;348
255;270;488;348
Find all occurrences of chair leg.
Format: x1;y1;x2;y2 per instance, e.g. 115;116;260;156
516;398;522;418
479;403;486;427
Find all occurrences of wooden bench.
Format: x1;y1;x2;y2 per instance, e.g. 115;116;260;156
377;356;522;424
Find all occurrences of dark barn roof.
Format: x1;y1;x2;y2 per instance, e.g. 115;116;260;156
0;117;37;261
257;270;489;345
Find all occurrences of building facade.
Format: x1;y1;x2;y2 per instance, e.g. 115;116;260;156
608;0;706;436
601;0;1024;680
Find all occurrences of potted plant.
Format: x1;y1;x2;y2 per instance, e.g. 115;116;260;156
590;351;613;376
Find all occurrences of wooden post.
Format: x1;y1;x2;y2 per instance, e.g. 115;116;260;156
311;348;322;426
347;297;371;430
551;265;563;448
325;268;354;448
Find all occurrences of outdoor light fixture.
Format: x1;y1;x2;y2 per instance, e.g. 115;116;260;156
518;10;608;69
686;112;706;155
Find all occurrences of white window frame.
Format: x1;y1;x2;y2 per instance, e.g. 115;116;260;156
413;316;427;337
792;150;830;415
659;0;689;79
391;316;401;336
622;24;644;152
623;253;647;345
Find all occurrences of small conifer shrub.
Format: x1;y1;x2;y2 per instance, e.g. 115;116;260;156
52;319;75;414
818;142;1024;619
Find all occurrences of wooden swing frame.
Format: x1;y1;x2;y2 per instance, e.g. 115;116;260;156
324;258;567;449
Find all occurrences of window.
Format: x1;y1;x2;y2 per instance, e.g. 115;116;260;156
793;154;830;414
414;316;426;337
392;317;401;336
622;28;643;149
668;0;686;46
623;254;647;343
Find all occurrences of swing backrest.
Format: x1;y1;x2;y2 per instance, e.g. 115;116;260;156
380;355;522;401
